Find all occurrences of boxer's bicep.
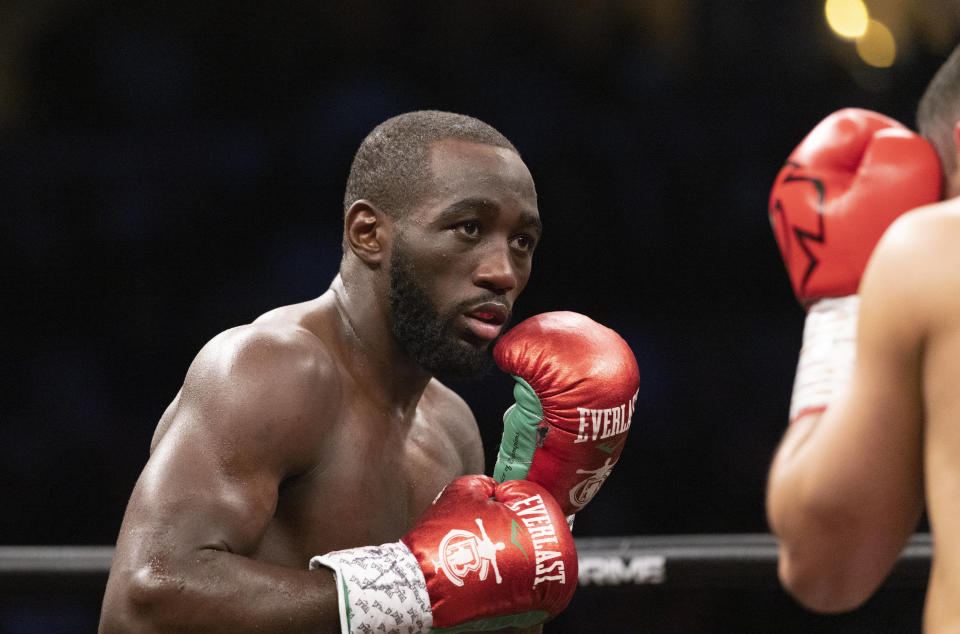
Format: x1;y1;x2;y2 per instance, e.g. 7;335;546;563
127;407;284;558
115;326;338;567
102;327;344;631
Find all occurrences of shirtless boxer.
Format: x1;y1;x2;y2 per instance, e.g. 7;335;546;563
97;111;589;633
766;44;960;631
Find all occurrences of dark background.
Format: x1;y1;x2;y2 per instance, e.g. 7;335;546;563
2;1;956;631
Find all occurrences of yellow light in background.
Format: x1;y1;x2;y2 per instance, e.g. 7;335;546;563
856;19;896;67
824;0;869;38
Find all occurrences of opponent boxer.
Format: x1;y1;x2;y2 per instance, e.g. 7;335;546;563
766;43;960;631
98;110;579;633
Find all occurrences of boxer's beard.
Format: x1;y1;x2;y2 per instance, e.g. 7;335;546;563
388;243;497;382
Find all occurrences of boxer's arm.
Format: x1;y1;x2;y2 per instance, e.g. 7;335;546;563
766;213;930;613
100;326;341;633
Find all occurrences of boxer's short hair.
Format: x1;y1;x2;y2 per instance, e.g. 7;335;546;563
917;43;960;174
344;110;518;219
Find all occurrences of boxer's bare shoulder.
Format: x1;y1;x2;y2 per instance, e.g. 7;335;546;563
862;197;960;333
149;297;344;474
873;196;960;261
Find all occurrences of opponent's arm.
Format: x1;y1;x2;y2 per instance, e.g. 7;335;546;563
765;109;941;612
99;326;341;633
767;220;929;612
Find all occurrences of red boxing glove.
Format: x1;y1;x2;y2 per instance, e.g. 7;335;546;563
492;311;640;516
769;107;941;305
312;475;576;633
404;476;576;629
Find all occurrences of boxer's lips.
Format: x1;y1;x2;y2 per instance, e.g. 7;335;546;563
462;302;508;341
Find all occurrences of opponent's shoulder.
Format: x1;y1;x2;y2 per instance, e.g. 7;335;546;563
863;199;960;332
868;199;960;284
422;379;484;474
876;197;960;254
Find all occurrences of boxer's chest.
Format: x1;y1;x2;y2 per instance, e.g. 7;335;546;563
253;409;466;566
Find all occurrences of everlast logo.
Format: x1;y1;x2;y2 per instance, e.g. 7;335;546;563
507;494;567;587
574;388;639;443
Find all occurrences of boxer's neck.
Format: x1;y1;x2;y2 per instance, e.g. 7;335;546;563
328;275;432;417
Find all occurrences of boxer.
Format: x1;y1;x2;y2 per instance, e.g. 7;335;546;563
766;43;960;632
99;110;577;633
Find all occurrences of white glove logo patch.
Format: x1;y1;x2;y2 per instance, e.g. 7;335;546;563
569;458;615;509
433;518;505;587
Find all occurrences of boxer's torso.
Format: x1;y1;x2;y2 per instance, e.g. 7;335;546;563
249;381;477;568
207;294;484;569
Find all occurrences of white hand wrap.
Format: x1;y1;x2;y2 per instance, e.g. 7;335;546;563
789;295;860;423
310;542;432;634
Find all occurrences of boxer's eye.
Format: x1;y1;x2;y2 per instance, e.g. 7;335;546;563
455;221;480;239
511;233;537;254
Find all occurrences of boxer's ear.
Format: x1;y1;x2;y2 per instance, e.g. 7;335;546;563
344;200;392;266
